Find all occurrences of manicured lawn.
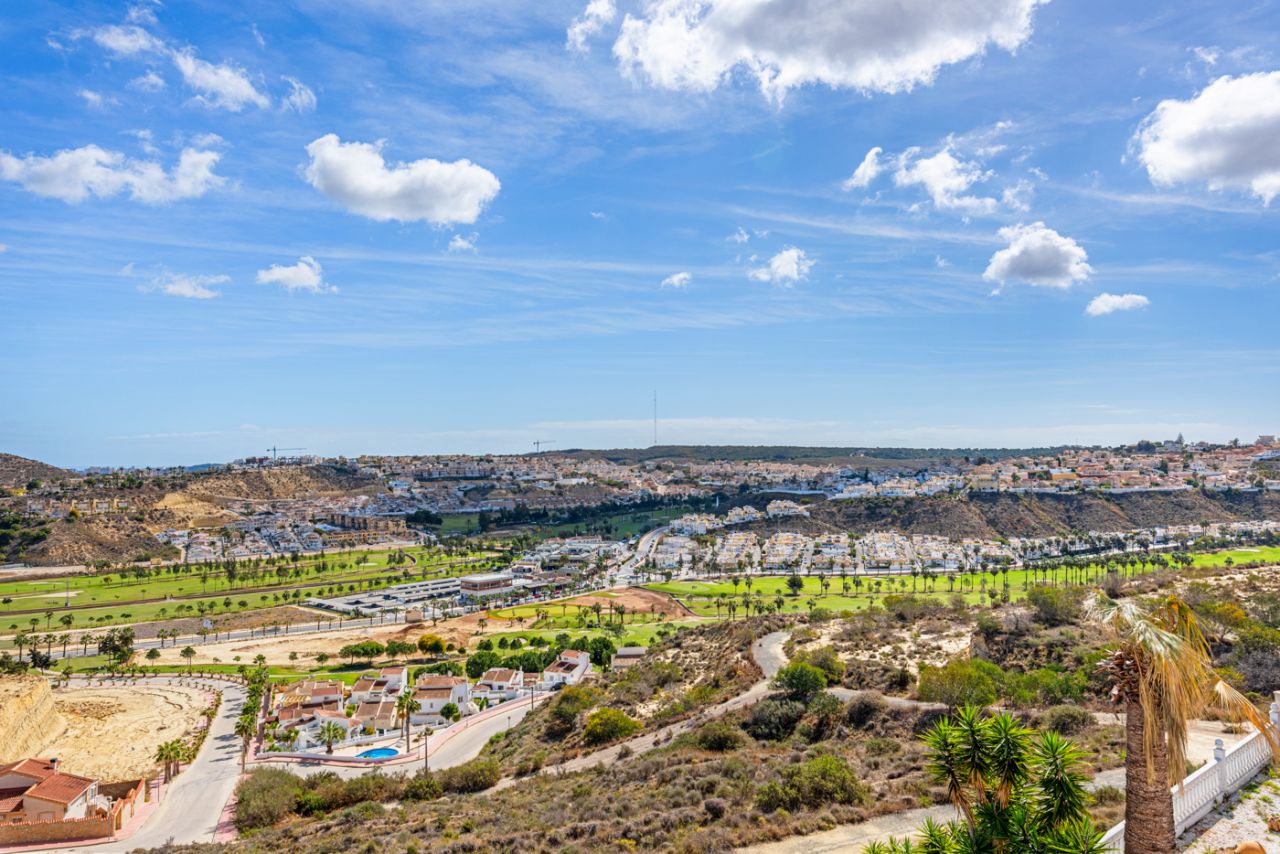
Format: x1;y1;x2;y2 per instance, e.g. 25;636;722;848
444;505;692;540
0;547;500;640
488;623;682;648
1188;545;1280;568
0;547;495;605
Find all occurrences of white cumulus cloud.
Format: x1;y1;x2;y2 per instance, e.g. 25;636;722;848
281;76;316;112
448;233;478;253
129;70;166;91
171;49;270;111
126;2;160;26
894;147;997;214
748;247;813;286
0;144;224;204
78;89;106;108
81;19;272;112
567;0;617;52
256;256;334;294
1134;71;1280;204
151;271;227;299
88;24;164;56
984;222;1093;290
303;134;501;225
661;271;692;288
1085;293;1150;317
613;0;1045;103
841;146;883;190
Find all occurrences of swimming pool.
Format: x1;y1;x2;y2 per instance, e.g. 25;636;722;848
356;747;399;759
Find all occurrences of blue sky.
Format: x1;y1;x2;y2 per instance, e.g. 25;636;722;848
1;0;1278;467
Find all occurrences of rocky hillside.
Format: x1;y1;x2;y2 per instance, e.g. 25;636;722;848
734;490;1280;539
18;515;179;567
182;464;380;503
0;676;65;763
0;453;74;489
8;464;380;565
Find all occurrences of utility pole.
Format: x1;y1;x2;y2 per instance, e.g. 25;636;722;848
653;390;658;447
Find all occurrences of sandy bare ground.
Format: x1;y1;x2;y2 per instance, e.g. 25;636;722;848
1178;774;1280;852
151;588;693;666
148;619;432;667
491;586;695;624
41;684;214;782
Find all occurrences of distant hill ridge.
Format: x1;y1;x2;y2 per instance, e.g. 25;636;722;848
0;453;74;489
727;489;1280;540
551;444;1083;465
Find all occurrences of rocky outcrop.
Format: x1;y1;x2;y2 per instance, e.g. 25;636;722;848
0;675;64;763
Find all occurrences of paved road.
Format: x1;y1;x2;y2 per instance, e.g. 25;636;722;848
56;676;248;853
26;611;414;662
287;700;542;780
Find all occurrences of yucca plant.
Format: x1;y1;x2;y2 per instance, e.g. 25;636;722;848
870;707;1107;854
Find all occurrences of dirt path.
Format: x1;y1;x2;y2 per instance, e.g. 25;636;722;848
738;769;1130;853
492;630;790;791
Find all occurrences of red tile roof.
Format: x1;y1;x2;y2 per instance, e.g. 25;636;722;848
0;788;26;814
0;758;57;782
25;772;95;806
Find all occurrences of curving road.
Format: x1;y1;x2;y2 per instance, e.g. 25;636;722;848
56;676;249;853
287;700;545;781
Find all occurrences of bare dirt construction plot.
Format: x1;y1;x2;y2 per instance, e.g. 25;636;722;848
149;619;447;667
490;587;696;625
42;684;214;782
566;586;695;618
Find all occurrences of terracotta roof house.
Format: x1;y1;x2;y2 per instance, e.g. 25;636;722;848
0;759;104;823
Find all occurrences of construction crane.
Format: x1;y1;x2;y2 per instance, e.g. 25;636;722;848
266;446;306;460
533;440;555;454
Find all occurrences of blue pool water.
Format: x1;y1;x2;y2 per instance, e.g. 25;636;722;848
356;747;399;759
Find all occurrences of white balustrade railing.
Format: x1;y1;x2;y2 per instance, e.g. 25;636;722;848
1101;695;1280;852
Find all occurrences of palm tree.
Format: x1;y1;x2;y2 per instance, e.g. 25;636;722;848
396;693;421;752
180;646;197;674
155;739;185;782
1087;593;1279;854
234;714;256;770
317;720;346;755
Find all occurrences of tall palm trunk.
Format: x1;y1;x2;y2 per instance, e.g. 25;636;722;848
1124;696;1176;853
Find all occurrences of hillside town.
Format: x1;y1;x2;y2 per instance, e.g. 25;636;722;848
3;436;1278;570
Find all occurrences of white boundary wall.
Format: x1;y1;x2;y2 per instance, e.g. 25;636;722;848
1102;697;1280;852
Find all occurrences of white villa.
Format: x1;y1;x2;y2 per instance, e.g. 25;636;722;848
475;668;524;701
539;649;591;688
410;674;473;724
